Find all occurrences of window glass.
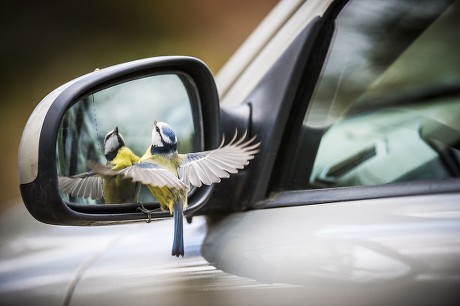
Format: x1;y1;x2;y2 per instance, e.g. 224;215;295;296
288;0;460;189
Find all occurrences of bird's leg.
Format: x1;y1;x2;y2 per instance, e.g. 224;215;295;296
137;203;154;223
137;203;162;223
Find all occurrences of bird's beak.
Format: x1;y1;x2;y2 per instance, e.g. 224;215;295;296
114;126;119;134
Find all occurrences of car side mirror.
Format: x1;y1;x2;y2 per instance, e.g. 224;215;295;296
18;56;220;225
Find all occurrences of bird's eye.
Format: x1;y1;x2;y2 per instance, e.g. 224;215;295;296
156;126;160;133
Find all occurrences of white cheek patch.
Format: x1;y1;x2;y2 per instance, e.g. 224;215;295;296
104;136;119;155
151;130;164;147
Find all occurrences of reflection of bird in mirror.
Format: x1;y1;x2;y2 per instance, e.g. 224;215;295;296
58;127;141;204
90;121;260;257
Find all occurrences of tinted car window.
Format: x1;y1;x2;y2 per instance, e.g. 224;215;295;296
282;0;460;190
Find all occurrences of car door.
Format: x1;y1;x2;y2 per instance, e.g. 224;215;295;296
203;0;460;304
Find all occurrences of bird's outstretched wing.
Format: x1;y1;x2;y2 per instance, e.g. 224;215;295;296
88;161;187;189
58;171;103;200
179;131;260;187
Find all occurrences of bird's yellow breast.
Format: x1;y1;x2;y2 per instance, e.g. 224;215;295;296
139;148;184;174
110;146;140;170
140;148;187;213
104;175;139;204
103;146;140;204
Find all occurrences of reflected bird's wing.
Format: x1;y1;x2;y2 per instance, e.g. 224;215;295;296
179;131;260;187
58;171;103;200
88;161;187;189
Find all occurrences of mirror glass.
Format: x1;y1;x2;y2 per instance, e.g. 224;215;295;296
56;73;201;205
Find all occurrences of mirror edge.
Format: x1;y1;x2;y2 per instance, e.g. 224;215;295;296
18;56;220;225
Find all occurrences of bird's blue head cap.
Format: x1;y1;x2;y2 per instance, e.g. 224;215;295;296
151;121;178;154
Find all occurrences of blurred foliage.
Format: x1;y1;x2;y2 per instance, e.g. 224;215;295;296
0;0;278;210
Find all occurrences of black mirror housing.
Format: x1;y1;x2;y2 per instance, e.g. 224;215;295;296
18;56;220;225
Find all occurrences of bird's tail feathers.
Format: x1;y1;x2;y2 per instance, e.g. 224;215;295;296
172;200;184;257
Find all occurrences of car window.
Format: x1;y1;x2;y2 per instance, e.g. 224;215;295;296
279;0;460;190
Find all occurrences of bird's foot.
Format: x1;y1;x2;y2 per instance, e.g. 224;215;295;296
137;203;156;223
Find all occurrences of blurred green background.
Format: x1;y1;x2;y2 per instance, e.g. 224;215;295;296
1;0;278;212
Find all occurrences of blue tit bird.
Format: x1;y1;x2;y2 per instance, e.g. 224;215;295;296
91;121;260;257
59;127;141;204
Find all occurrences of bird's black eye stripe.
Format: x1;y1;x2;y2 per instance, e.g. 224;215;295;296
117;134;125;146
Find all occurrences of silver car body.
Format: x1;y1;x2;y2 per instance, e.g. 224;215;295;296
2;1;460;305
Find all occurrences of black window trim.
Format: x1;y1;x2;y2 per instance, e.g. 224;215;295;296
255;178;460;210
